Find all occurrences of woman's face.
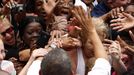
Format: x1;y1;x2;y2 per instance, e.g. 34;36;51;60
22;22;42;46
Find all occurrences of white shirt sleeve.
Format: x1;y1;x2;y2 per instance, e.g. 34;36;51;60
27;60;41;75
88;58;111;75
1;60;16;75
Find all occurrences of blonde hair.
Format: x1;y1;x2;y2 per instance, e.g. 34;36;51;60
92;17;109;41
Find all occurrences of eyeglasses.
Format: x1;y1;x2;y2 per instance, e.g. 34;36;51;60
1;26;14;36
0;49;8;54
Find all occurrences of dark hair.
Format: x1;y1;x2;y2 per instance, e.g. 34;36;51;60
41;48;71;75
25;0;36;13
124;68;134;75
18;16;46;38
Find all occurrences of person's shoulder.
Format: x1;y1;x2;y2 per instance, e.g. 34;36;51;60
1;60;14;70
1;60;16;75
1;60;14;66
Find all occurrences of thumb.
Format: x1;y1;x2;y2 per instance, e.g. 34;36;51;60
129;30;134;42
122;12;133;19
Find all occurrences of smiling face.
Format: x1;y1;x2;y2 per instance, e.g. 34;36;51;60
22;22;42;46
0;18;16;46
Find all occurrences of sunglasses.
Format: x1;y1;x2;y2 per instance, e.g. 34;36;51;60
1;49;8;54
1;26;14;36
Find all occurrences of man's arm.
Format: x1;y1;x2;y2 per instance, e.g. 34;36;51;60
18;48;48;75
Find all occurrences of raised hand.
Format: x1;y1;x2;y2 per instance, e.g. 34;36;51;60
117;36;134;55
71;6;94;33
129;30;134;42
104;39;121;61
48;30;63;48
1;0;18;15
43;0;60;15
110;7;124;18
110;12;134;32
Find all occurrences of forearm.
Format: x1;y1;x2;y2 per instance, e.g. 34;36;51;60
88;30;107;59
18;57;35;75
112;60;127;75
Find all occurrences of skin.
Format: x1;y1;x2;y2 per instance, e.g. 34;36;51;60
35;0;59;19
19;48;49;75
0;39;6;64
22;22;42;46
110;12;134;32
105;0;131;9
0;18;16;46
125;5;134;16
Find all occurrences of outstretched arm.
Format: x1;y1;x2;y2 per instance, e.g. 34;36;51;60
104;39;127;75
18;48;48;75
110;12;134;32
72;6;107;59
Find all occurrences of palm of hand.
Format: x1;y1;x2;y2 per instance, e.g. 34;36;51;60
43;0;57;14
123;17;134;29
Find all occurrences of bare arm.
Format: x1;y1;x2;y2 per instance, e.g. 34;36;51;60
105;39;127;75
72;6;107;59
18;48;48;75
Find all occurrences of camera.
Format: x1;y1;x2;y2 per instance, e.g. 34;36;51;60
11;4;25;13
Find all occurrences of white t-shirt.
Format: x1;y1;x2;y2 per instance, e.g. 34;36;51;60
88;58;111;75
27;60;41;75
1;60;16;75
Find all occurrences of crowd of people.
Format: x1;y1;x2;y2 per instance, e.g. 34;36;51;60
0;0;134;75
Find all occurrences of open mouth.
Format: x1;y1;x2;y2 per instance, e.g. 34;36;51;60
121;57;129;65
6;38;15;45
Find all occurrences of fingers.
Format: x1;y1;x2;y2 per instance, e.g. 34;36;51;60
129;30;134;42
112;25;123;30
72;6;94;34
110;18;125;32
110;18;123;23
32;48;48;58
43;0;47;4
49;30;63;48
122;12;133;19
55;0;61;5
110;7;124;18
74;26;82;30
117;36;128;47
104;39;114;44
5;0;17;9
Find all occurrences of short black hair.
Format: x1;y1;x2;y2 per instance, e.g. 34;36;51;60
41;48;71;75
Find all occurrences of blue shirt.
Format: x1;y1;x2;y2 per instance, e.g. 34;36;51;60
91;1;110;17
